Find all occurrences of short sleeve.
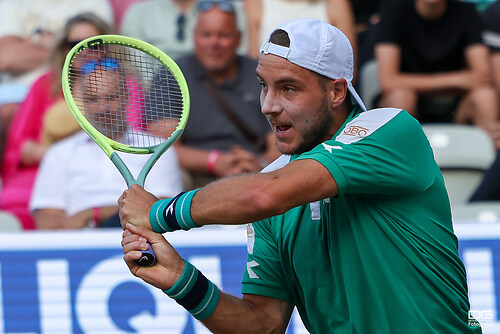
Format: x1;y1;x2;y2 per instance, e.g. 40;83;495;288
241;221;292;303
296;108;436;197
481;1;500;52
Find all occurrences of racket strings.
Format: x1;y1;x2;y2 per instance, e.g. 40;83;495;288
68;43;185;148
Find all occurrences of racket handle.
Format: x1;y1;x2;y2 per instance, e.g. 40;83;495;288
135;242;156;267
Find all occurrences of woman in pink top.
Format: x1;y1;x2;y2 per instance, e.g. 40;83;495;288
0;13;114;229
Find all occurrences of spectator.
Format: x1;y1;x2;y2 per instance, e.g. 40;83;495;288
0;0;114;161
119;19;479;333
350;0;384;70
244;0;357;67
108;0;143;30
121;0;249;60
0;13;114;230
148;1;280;189
121;0;198;61
30;65;183;229
374;0;499;148
483;0;500;146
469;0;500;202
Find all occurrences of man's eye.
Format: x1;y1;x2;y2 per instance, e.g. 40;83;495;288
284;86;294;93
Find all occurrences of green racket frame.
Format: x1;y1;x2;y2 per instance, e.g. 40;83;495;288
61;35;190;186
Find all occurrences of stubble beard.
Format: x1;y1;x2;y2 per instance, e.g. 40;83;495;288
284;99;334;155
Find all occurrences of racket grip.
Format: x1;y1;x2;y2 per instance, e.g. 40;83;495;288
135;242;156;267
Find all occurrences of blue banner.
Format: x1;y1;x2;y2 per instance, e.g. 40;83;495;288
0;224;497;333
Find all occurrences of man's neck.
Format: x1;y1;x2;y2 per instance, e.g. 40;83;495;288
329;104;352;139
205;59;239;86
415;0;447;20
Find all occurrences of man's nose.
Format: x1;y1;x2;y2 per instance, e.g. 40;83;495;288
261;91;281;116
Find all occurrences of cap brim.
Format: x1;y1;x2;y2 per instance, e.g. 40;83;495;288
348;82;367;112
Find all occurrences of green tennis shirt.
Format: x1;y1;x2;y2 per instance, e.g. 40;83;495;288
241;108;481;333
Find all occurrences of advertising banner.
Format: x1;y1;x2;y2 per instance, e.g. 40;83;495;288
0;223;497;333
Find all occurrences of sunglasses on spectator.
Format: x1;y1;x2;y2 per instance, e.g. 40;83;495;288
176;14;186;41
81;58;119;75
197;0;235;13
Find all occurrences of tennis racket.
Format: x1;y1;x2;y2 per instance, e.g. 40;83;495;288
62;35;190;267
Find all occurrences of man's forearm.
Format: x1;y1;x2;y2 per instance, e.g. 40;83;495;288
148;175;280;233
201;293;292;334
121;224;293;332
191;172;287;226
189;159;336;227
382;71;471;94
120;160;335;232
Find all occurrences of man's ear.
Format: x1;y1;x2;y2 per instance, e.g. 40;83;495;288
329;79;348;108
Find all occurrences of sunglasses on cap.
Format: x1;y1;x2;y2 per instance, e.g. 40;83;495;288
81;58;119;75
197;0;235;13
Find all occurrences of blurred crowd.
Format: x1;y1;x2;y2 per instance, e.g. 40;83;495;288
0;0;499;230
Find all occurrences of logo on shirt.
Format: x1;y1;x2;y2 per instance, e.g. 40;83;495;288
322;143;342;153
247;260;260;279
343;125;369;137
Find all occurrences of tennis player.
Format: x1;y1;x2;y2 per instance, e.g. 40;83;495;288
120;18;481;333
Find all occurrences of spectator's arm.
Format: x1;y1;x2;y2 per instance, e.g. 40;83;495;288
174;142;263;177
34;206;119;229
34;208;91;229
244;0;263;59
492;52;500;90
0;35;51;74
463;44;495;90
376;43;481;93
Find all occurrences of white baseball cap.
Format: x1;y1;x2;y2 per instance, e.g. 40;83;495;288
260;18;367;112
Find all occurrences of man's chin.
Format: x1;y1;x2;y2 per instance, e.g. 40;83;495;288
202;62;226;73
276;143;298;156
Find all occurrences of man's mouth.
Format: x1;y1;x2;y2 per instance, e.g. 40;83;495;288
276;125;291;133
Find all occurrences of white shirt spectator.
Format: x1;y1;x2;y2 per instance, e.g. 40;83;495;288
30;131;183;217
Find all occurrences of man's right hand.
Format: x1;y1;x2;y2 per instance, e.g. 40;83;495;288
118;184;158;230
121;223;185;290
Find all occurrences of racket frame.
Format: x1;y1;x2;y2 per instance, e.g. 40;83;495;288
62;34;189;186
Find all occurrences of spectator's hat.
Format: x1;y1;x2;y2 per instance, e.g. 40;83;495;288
260;18;366;112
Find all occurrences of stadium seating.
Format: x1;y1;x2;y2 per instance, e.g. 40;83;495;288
422;124;496;206
452;201;500;223
358;60;380;110
0;210;22;231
